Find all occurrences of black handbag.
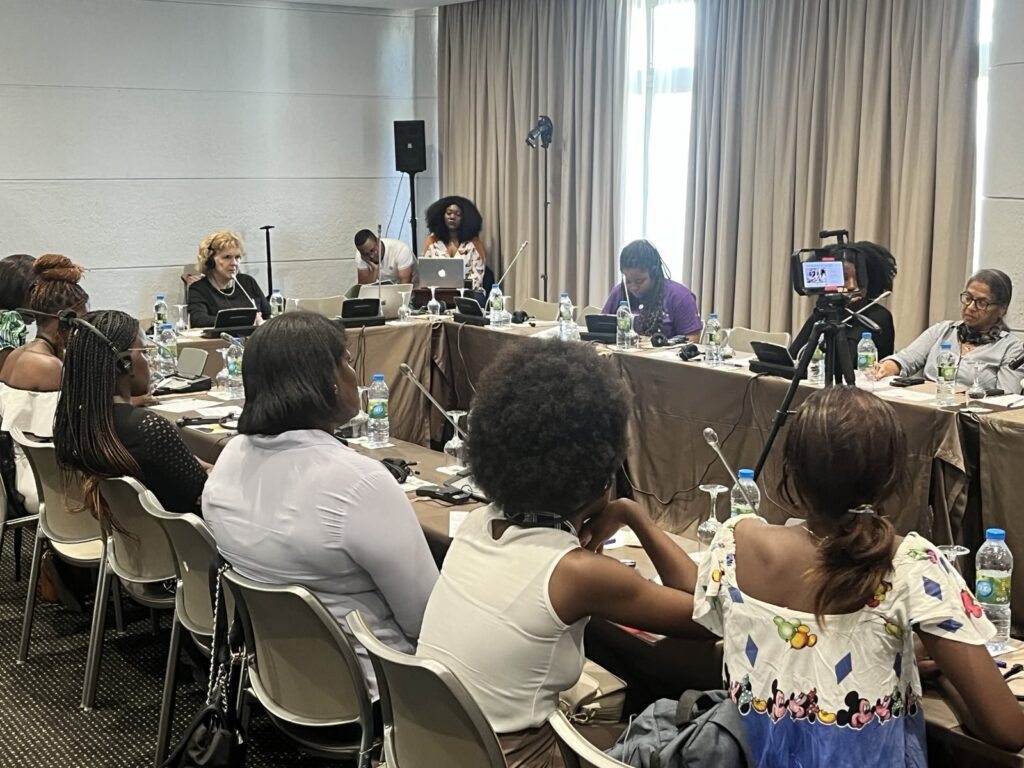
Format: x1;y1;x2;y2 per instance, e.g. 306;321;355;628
163;563;247;768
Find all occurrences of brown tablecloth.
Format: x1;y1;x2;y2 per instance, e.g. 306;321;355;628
439;322;966;539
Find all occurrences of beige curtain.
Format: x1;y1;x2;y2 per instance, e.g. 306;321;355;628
437;0;628;307
684;0;978;346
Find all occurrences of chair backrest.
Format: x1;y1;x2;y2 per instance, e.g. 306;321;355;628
98;477;177;584
293;296;345;317
346;610;507;768
222;569;374;730
579;305;602;320
521;298;561;322
727;326;792;354
548;711;630;768
145;504;218;637
10;428;98;544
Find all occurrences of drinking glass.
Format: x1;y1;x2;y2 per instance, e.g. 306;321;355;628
215;349;230;391
426;286;442;317
344;386;370;439
720;328;734;359
962;361;992;413
696;484;728;552
174;304;189;333
397;291;413;323
443;410;468;466
937;544;970;574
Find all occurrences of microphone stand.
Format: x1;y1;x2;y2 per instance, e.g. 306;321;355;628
541;143;549;301
260;225;275;295
399;363;467;438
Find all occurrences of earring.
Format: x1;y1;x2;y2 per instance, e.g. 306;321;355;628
333;384;339;393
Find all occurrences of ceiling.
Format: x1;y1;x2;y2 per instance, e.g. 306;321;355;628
274;0;465;8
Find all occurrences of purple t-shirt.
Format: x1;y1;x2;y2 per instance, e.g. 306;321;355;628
601;280;703;338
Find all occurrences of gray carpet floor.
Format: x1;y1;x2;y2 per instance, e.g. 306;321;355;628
0;533;345;768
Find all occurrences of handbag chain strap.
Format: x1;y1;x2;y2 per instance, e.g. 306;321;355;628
206;563;230;708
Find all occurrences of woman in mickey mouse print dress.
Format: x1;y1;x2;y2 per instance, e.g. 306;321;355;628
693;387;1024;766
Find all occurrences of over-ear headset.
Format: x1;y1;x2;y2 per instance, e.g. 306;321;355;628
204;244;216;272
19;308;134;373
651;332;688;348
678;343;701;361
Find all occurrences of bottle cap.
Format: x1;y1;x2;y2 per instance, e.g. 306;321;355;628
862;332;871;339
710;312;718;319
738;469;754;480
561;292;569;299
156;293;164;300
940;341;951;349
372;373;384;382
162;323;173;330
619;301;628;307
986;528;1006;541
272;288;281;294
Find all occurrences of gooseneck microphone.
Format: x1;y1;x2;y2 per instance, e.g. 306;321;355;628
399;362;468;438
220;332;238;345
703;427;755;508
496;241;529;288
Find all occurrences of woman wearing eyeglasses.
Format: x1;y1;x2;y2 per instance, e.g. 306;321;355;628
874;269;1024;393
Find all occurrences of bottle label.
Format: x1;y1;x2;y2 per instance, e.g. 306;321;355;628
368;399;388;419
731;504;754;517
939;364;956;382
227;359;242;376
161;344;177;361
707;331;719;344
858;352;876;370
617;316;632;332
976;572;1011;604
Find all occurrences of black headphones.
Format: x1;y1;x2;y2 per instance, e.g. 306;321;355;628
59;311;134;374
678;343;701;361
204;244;216;272
651;332;688;348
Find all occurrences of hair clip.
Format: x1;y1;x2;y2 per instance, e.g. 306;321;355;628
848;505;877;515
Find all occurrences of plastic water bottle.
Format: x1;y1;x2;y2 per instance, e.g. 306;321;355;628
157;323;178;377
730;469;760;517
270;289;285;318
856;332;877;391
153;294;168;329
705;313;722;367
616;301;633;350
487;284;503;321
807;344;825;386
976;528;1012;653
367;373;390;448
558;293;575;341
936;341;957;406
225;337;244;399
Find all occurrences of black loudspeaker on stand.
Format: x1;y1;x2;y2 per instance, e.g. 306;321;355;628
394;120;427;253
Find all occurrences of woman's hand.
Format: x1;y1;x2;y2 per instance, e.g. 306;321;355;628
579;498;644;552
874;359;900;379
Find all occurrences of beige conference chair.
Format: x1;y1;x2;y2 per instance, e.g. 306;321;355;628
346;609;508;768
0;457;37;582
579;305;603;320
548;710;630;768
222;569;379;765
89;477;177;711
725;326;791;355
292;295;345;317
11;429;127;708
521;298;561;322
146;506;219;768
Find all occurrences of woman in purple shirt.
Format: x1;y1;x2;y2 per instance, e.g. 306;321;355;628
601;240;703;340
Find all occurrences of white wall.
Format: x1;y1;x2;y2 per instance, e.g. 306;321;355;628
979;0;1024;327
0;0;439;317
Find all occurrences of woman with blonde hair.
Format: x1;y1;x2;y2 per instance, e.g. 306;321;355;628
186;230;270;327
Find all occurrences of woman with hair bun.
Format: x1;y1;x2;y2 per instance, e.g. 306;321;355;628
0;254;37;370
422;196;487;290
0;253;89;433
694;387;1024;763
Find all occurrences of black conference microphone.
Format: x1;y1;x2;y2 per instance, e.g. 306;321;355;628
1009;351;1024;371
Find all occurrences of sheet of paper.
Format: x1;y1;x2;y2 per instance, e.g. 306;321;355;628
980;393;1024;408
204;390;241;401
195;405;242;418
875;387;937;403
150;398;215;414
346;436;395;450
185;423;236;436
400;475;433;493
448;510;470;537
436;464;467;476
530;325;562;339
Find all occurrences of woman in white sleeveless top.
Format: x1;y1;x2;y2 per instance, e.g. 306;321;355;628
416;341;711;767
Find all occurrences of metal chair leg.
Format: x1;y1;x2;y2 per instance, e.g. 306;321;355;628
154;615;182;768
13;526;22;581
112;578;125;635
16;530;45;664
150;608;160;636
81;557;112;711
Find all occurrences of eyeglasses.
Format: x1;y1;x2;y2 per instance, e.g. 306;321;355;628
960;292;997;310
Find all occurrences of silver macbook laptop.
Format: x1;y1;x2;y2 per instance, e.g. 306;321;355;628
417;257;465;289
358;283;413;320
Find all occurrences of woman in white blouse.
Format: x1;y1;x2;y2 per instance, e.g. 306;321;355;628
202;312;439;695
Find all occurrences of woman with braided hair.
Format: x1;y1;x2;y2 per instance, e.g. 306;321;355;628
54;310;209;527
600;240;702;340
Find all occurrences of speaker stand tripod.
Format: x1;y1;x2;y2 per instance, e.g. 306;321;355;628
404;171;419;255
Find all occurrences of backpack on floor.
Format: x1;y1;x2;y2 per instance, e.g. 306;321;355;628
607;690;754;768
